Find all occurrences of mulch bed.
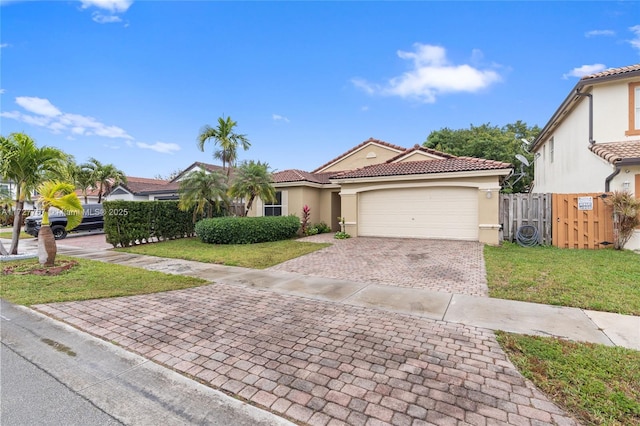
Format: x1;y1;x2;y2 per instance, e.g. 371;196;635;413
2;259;79;276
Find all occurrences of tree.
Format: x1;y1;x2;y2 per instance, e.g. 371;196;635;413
35;180;83;266
606;191;640;250
424;121;540;193
178;168;229;223
0;132;67;255
84;157;127;203
74;165;96;204
197;116;251;178
229;160;276;216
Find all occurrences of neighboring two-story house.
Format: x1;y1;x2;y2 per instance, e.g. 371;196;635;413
531;63;640;249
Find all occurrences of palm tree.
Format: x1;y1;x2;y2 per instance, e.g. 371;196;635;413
229;160;276;216
72;163;97;204
178;168;229;223
35;180;82;266
85;157;127;203
197;116;251;178
0;132;68;255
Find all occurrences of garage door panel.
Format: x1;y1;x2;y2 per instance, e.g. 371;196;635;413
358;187;478;240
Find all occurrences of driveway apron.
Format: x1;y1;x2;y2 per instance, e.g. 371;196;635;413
35;283;578;425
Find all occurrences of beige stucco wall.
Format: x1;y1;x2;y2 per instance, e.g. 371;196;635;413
337;174;504;245
319;144;402;173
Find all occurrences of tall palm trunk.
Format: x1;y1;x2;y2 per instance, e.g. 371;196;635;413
37;225;57;266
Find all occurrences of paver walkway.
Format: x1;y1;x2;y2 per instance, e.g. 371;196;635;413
35;283;580;425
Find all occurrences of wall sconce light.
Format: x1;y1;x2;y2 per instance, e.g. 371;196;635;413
486;190;492;199
623;181;630;190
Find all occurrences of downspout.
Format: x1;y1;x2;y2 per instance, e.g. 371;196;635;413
575;88;595;144
604;164;621;192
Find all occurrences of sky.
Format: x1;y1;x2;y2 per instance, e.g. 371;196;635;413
1;1;639;179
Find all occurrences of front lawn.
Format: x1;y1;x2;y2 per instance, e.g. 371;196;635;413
115;237;330;269
497;332;640;425
487;243;640;425
484;243;640;316
0;256;207;305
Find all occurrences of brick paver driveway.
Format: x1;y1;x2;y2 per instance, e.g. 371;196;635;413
269;236;489;297
36;283;577;425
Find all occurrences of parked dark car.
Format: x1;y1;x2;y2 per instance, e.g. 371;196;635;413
24;204;104;240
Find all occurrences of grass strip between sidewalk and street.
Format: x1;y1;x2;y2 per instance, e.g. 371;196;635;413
496;331;640;426
0;256;207;305
484;242;640;316
114;237;331;269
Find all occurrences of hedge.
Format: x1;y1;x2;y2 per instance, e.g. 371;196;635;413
195;215;300;244
103;200;195;247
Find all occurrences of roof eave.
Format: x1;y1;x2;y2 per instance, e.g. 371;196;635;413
330;168;512;184
532;69;640;151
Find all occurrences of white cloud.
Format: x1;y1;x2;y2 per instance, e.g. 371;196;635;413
562;64;607;79
352;43;501;103
2;96;134;140
16;96;61;117
0;88;5;94
136;141;181;154
585;29;615;37
272;114;290;123
80;0;132;13
0;43;9;48
79;0;131;24
92;12;122;23
629;25;640;52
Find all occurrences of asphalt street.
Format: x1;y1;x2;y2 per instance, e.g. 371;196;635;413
1;343;123;426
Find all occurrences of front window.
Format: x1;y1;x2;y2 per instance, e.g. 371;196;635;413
627;82;640;136
264;191;282;216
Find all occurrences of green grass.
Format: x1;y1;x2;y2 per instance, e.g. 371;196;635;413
484;243;640;315
0;256;208;305
115;237;330;269
0;229;33;239
496;332;640;425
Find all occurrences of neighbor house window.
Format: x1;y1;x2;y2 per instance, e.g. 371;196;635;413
550;137;554;163
627;82;640;136
264;191;282;216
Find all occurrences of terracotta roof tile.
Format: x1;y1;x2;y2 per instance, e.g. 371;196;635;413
330;157;512;180
387;144;456;162
312;138;406;173
272;169;334;184
119;176;171;194
581;64;640;80
588;140;640;163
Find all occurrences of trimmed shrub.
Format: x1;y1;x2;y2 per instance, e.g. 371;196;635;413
103;201;195;247
196;215;300;244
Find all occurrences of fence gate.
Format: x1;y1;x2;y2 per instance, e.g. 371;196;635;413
552;193;613;249
499;193;552;245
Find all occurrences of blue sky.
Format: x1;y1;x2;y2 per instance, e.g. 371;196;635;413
1;1;639;179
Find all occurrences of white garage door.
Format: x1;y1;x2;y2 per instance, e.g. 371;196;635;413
358;187;478;240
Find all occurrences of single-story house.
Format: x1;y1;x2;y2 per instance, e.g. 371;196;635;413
248;138;513;245
531;63;640;249
107;162;227;202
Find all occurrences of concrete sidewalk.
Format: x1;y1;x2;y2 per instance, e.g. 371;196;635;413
45;241;639;351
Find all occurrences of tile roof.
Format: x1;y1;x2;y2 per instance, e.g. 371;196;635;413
387;144;456;162
272;170;334;184
119;176;171;194
581;64;640;81
311;138;406;173
330;157;512;180
588;140;640;164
